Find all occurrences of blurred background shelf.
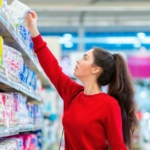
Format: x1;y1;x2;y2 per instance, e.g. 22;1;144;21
0;124;43;138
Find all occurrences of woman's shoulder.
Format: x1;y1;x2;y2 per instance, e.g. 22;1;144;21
100;93;120;107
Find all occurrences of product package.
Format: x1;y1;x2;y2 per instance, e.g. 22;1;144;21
22;134;38;150
18;94;28;130
1;0;8;15
10;0;31;24
33;105;43;126
0;91;43;149
0;93;18;129
1;44;37;90
0;92;42;131
19;25;34;52
0;93;8;128
2;0;30;31
34;130;43;150
0;137;23;150
19;63;37;91
0;0;2;7
2;45;22;82
0;36;3;70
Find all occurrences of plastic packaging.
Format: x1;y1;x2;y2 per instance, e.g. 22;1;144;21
0;0;2;7
0;93;18;128
19;63;37;91
0;91;43;149
3;45;22;81
0;37;3;70
1;44;37;90
10;0;31;24
19;25;34;52
1;0;8;14
0;93;7;128
0;137;23;150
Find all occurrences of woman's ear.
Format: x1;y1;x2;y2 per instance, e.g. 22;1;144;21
92;66;102;75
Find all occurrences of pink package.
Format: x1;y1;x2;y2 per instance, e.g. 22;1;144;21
9;135;24;150
6;94;17;127
22;134;37;150
9;47;18;77
3;46;10;70
11;47;21;76
1;93;18;127
0;93;6;127
1;93;10;128
3;45;23;80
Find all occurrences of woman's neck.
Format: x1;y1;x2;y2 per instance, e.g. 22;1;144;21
83;81;101;95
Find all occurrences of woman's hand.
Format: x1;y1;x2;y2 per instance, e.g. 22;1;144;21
26;11;40;38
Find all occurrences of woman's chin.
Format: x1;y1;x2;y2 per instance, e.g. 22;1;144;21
73;71;78;77
73;71;76;76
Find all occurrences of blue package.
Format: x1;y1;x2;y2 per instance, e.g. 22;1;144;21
30;71;37;91
22;64;27;83
24;66;30;84
27;69;32;86
13;93;19;112
19;25;34;52
19;63;26;83
27;104;34;124
33;76;37;91
29;40;34;51
34;130;43;150
33;105;38;122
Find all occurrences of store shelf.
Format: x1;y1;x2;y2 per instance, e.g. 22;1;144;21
0;9;50;86
9;127;20;136
0;124;43;138
0;127;19;138
0;71;41;102
33;124;43;131
0;128;10;138
19;124;43;132
19;124;34;132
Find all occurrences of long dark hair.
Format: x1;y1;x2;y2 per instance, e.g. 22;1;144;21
92;48;137;150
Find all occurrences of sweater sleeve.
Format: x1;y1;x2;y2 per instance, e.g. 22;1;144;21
32;35;84;110
104;101;127;150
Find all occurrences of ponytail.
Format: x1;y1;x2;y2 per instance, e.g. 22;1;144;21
92;48;137;150
108;54;137;150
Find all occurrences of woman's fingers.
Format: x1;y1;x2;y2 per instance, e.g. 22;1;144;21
25;10;38;35
29;11;37;19
26;13;31;20
26;11;37;20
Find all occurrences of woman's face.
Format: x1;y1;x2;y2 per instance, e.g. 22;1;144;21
74;49;97;79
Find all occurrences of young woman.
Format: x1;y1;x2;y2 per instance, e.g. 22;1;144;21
26;12;137;150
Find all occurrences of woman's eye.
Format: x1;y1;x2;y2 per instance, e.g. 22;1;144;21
82;56;86;60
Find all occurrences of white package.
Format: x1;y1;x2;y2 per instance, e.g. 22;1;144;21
10;0;31;24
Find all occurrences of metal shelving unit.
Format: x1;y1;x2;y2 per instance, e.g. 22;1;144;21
0;125;43;138
0;8;44;138
0;70;42;102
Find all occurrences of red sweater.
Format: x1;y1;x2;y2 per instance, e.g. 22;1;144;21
32;35;127;150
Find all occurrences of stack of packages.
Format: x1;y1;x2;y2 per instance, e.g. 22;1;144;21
0;93;43;131
1;0;34;52
0;0;38;91
0;1;44;149
0;37;37;91
0;131;43;150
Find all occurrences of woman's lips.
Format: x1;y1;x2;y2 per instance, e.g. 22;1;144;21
75;66;78;70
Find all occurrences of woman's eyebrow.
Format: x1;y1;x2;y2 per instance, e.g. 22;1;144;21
84;54;89;58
